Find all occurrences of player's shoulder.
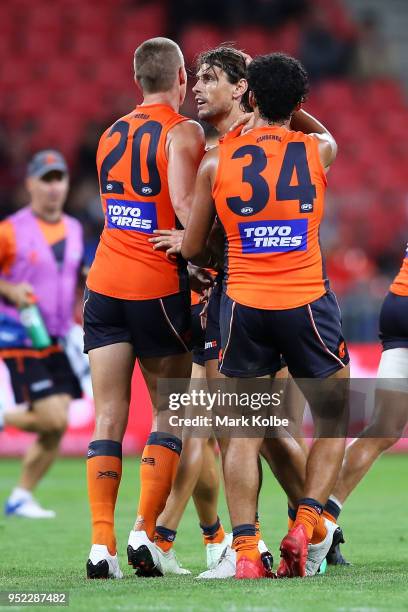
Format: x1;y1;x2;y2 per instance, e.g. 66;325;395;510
99;109;135;140
169;118;205;141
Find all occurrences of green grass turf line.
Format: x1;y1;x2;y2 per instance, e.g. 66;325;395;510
0;454;407;611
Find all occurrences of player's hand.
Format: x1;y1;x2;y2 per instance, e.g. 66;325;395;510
199;287;212;330
242;52;253;66
229;112;255;134
5;282;34;308
149;228;184;257
188;264;214;294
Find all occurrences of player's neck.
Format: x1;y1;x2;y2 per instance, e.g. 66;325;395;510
141;92;180;113
215;105;244;138
252;111;291;131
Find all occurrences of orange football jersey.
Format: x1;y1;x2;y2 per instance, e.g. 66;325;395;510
213;125;328;310
390;244;408;297
87;104;190;300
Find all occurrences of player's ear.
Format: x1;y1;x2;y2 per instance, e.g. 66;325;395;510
233;78;248;100
134;73;142;92
249;90;257;110
179;66;187;87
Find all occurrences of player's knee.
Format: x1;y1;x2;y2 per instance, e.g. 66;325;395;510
94;410;126;441
34;397;69;434
46;407;69;435
376;436;400;452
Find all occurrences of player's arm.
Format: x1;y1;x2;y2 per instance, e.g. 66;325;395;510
290;109;337;171
181;148;218;264
167;119;206;228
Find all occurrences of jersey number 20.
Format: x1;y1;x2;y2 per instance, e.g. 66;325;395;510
99;120;162;197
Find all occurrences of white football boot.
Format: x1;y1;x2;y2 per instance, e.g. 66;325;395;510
197;544;236;579
127;529;191;576
86;544;123;579
127;530;163;577
306;518;338;576
155;546;191;575
197;538;268;579
206;532;233;569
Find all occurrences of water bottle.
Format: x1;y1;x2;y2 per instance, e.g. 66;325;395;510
19;296;51;350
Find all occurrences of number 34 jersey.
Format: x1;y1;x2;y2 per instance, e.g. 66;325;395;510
213;125;328;310
87;104;189;300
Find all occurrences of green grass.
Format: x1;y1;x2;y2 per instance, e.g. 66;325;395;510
0;455;407;611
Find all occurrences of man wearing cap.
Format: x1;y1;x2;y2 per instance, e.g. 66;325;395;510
0;150;83;518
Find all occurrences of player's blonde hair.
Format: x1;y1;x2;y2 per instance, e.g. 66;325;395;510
134;37;184;94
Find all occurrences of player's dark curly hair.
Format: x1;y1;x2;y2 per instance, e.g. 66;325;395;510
196;45;251;111
247;53;309;122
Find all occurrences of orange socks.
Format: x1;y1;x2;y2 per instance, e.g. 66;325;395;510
233;525;259;562
87;440;122;556
201;516;226;545
134;432;182;539
154;525;177;553
322;509;336;523
311;514;327;544
294;499;324;541
234;536;259;563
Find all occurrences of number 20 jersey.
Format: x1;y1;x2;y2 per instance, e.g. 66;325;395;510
87;104;189;300
213;125;328;310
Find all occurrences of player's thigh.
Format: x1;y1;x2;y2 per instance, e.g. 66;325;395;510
139;352;192;412
379;291;408;352
376;292;408;435
203;281;222;370
83;287;132;353
218;293;281;378
373;349;408;437
125;291;192;360
191;303;206;371
276;291;350;436
275;365;306;437
277;290;349;379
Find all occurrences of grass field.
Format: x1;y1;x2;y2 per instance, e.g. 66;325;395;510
0;455;407;612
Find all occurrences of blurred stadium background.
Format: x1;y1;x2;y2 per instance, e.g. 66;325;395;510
1;0;408;454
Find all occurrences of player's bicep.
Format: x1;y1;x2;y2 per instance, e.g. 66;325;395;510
313;133;338;171
168;121;205;227
181;159;216;261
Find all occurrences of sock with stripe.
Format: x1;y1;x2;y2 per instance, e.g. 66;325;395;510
233;524;259;563
154;525;177;553
294;498;323;541
288;504;297;530
87;439;122;556
200;516;226;545
134;432;182;539
323;495;342;524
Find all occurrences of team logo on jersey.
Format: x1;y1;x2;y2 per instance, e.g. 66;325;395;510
238;219;308;254
241;206;254;215
106;199;157;234
300;202;313;212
